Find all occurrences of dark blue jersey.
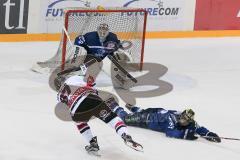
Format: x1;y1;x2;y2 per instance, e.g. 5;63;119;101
115;107;210;139
74;31;121;60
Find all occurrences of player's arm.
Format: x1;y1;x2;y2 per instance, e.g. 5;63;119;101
165;128;199;140
111;33;133;51
74;35;86;47
110;33;133;62
74;35;91;54
111;33;122;48
165;116;198;140
165;128;185;139
194;122;221;142
104;33;123;56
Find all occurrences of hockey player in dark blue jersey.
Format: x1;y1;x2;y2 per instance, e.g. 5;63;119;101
74;23;121;62
106;98;221;143
71;23;136;89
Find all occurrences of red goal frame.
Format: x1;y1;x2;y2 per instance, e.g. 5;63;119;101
62;9;148;71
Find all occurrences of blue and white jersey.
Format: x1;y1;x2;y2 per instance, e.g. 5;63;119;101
116;107;210;139
74;31;121;60
144;108;209;139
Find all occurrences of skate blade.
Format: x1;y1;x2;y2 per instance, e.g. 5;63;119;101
87;150;101;157
125;142;144;152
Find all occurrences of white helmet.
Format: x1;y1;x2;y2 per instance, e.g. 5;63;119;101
97;23;109;42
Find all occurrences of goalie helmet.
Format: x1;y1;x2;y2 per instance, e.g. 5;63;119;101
97;23;109;42
179;109;195;126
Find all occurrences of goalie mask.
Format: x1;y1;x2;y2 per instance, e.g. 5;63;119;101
97;23;109;43
179;109;195;126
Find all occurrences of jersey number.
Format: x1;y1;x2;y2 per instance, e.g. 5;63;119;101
60;85;71;104
78;36;85;45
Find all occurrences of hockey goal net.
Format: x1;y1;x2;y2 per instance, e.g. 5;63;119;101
32;7;147;73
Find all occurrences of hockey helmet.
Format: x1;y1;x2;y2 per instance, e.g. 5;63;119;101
97;23;109;42
179;109;195;126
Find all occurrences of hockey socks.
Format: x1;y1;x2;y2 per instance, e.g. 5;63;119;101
75;122;94;143
108;116;128;137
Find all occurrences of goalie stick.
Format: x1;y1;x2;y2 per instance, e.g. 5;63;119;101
107;55;137;83
57;54;138;82
57;58;97;76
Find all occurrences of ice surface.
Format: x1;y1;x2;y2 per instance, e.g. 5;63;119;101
0;37;240;160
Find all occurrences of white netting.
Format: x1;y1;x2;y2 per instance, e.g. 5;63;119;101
32;7;147;73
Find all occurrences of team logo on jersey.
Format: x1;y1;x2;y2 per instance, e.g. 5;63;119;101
107;42;115;49
99;110;108;118
105;41;117;51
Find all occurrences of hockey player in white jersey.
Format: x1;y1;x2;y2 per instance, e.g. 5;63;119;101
56;74;143;154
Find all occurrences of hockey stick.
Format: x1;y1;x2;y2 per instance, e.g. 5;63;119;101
202;136;240;141
107;55;137;83
219;137;240;141
57;58;97;76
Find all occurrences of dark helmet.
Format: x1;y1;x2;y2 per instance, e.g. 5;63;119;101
179;109;195;126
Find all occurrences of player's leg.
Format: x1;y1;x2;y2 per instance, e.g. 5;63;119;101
75;121;99;152
72;93;142;151
96;103;128;137
71;94;128;151
71;94;103;152
105;97;128;120
109;55;137;89
125;103;142;113
123;111;148;129
105;97;142;120
97;103;143;151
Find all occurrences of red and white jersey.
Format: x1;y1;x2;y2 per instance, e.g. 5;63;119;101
57;75;97;114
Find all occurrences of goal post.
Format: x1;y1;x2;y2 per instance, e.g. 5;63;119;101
32;7;147;73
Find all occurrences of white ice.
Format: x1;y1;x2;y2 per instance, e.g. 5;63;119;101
0;37;240;160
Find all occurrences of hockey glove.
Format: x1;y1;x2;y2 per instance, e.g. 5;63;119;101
205;132;221;143
184;129;198;140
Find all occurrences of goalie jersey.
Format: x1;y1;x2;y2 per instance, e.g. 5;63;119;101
74;31;121;60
